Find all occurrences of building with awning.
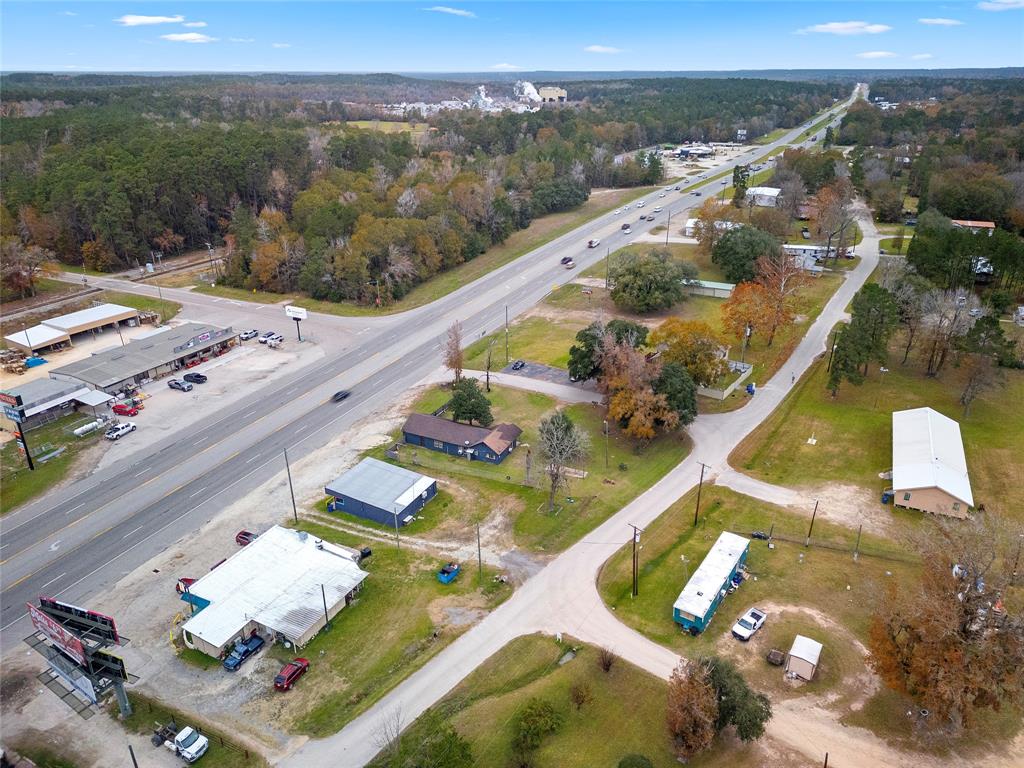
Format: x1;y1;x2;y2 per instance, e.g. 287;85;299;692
0;378;111;432
4;325;72;356
4;303;140;355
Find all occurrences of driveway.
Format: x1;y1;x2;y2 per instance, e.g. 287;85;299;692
463;369;600;405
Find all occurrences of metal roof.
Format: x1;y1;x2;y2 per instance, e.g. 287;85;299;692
325;457;435;513
673;532;749;619
789;635;823;666
4;325;70;350
41;303;137;332
1;378;95;417
181;526;369;650
746;186;782;197
50;323;233;389
892;407;973;506
689;280;735;291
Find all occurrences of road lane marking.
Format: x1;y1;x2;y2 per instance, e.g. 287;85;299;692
132;467;151;478
188;487;208;499
38;572;66;591
191;436;210;446
121;525;144;540
244;454;262;464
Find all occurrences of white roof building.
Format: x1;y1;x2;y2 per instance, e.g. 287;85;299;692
892;407;973;517
746;186;782;207
180;526;368;657
786;635;823;681
673;532;749;628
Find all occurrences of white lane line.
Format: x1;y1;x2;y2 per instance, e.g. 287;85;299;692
295;424;310;434
121;525;144;541
285;387;298;395
191;436;210;447
245;454;262;464
242;409;257;418
38;572;67;591
188;487;208;499
64;502;86;516
132;467;151;478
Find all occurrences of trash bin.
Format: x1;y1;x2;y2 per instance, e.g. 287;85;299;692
881;491;893;504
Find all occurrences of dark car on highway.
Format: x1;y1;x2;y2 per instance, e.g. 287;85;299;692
560;256;573;264
223;634;265;671
332;390;351;402
183;372;208;384
274;658;310;691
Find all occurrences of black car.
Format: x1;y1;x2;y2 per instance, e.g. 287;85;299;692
560;256;573;265
751;530;770;541
183;372;208;384
332;390;351;402
511;359;526;371
223;634;265;671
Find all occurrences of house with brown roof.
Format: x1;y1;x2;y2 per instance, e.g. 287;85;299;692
402;413;522;464
951;219;996;236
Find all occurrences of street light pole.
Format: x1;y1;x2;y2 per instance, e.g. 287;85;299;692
694;462;710;526
665;210;672;246
628;523;644;597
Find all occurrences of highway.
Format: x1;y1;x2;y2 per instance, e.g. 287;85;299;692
0;92;854;653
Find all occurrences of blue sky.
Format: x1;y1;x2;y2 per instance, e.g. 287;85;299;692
2;2;1021;72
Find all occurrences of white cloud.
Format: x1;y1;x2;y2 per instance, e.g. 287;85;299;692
798;21;892;35
911;53;934;60
183;21;207;28
161;32;218;43
857;50;898;59
271;42;291;48
61;11;77;16
490;63;522;70
229;37;256;43
423;6;476;18
978;0;1024;9
918;17;963;25
584;44;623;54
115;14;185;26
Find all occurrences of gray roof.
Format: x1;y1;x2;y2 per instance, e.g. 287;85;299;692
403;412;522;454
50;323;234;389
325;457;436;513
2;377;85;410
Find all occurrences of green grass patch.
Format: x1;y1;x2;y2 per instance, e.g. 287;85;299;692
100;290;182;324
177;647;222;671
879;236;912;255
1;413;104;515
118;691;268;768
753;127;789;145
276;522;512;736
465;316;589;371
730;345;1024;522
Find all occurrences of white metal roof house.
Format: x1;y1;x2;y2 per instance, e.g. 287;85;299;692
672;532;750;633
745;186;782;207
785;635;823;681
180;526;369;658
892;407;973;518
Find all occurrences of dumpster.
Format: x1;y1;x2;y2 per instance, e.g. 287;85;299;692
437;562;460;584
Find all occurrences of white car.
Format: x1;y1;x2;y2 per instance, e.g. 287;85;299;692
636;201;646;208
653;206;663;212
587;238;600;248
104;422;137;441
258;331;277;344
731;607;767;641
658;192;666;198
613;209;621;215
174;726;209;764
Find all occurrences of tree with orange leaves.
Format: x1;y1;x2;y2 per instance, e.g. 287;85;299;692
755;248;807;347
721;282;773;347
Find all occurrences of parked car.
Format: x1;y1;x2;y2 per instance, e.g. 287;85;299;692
258;331;278;344
731;607;767;641
587;238;600;248
564;260;576;269
235;529;258;546
274;658;310;691
264;333;284;344
223;633;265;671
239;329;260;341
104;422;136;441
175;577;197;594
173;726;209;764
511;359;526;371
750;530;770;541
332;390;351;402
112;403;139;417
183;372;208;384
168;379;193;392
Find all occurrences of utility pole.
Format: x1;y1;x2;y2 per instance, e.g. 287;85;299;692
693;461;710;526
739;324;751;363
393;505;401;549
284;448;298;523
603;419;609;470
321;583;331;630
485;340;495;392
13;427;34;472
1012;533;1023;585
476;523;483;587
826;328;841;372
665;210;672;246
129;744;140;768
605;247;610;290
806;500;819;546
504;305;509;364
204;241;217;278
853;524;862;562
628;523;644;597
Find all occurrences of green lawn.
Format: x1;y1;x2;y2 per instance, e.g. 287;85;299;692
377;384;691;553
278;521;512;737
100;290;182;324
1;413;104;515
465;315;589;371
878;236;912;255
0;277;78;305
730;342;1024;522
194;187;652;316
753;127;789;145
118;692;268;768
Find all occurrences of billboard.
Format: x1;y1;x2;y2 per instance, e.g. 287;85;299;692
0;391;22;407
285;305;308;321
48;653;98;704
39;597;120;644
27;602;86;667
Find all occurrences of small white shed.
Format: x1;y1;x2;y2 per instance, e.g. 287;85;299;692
785;635;823;681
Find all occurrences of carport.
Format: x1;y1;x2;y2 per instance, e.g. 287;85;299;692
41;303;139;339
4;325;71;355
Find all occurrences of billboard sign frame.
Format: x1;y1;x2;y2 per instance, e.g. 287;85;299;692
27;602;87;666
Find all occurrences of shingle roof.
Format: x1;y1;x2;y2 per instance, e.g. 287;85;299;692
325;457;435;512
892;407;973;506
402;413;521;454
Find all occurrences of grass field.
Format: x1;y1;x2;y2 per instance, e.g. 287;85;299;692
879;236;912;255
100;289;182;323
375;383;691;553
1;413;104;514
346;120;429;136
193;187;651;316
277;521;512;737
118;691;269;768
729;343;1024;522
753;127;789;145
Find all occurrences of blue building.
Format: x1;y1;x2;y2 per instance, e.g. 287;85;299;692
402;412;522;465
325;457;437;527
672;532;750;634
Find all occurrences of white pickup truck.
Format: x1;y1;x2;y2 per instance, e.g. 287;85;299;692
173;727;209;763
731;607;767;641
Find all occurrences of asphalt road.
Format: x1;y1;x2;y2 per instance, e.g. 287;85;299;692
0;90;855;653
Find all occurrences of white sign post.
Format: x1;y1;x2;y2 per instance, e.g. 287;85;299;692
285;305;307;341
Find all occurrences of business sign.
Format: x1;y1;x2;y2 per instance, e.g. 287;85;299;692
27;602;87;667
172;327;234;354
39;597;120;644
3;405;24;423
285;305;308;321
0;391;22;407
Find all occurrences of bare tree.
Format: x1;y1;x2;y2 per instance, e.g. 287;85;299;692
444;321;464;384
395;187;420;218
959;353;1001;417
597;646;616;673
880;260;930;364
538;411;590;513
375;706;405;768
755;249;807;346
920;290;979;376
484;339;496;392
569;681;593;711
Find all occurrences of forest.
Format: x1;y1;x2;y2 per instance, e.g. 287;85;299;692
0;73;842;305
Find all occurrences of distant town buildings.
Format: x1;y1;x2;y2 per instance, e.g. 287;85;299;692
538;86;567;103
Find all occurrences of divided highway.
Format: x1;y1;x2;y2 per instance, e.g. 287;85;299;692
0;93;854;652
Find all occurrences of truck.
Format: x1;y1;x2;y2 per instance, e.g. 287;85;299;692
152;722;209;764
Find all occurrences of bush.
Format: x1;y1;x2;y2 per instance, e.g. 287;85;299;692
512;698;563;762
618;756;654;768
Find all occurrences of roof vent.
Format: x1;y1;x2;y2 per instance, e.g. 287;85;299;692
696;591;703;596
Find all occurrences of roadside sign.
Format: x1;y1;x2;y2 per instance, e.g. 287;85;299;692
0;391;22;407
285;305;308;321
39;597;120;644
27;603;87;666
3;405;23;423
